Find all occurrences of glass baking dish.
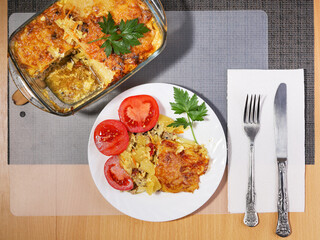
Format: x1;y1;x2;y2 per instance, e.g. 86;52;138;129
8;0;167;116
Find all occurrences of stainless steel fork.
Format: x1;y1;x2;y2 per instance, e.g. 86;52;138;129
243;94;261;227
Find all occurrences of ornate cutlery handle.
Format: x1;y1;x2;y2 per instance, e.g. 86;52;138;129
244;144;259;227
276;161;291;237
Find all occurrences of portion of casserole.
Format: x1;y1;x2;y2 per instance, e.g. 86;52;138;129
12;0;162;104
119;115;210;195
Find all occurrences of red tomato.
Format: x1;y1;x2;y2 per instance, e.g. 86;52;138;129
104;155;133;191
118;95;159;133
94;120;129;156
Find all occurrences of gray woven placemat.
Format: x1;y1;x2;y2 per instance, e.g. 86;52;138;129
8;0;314;164
8;11;268;164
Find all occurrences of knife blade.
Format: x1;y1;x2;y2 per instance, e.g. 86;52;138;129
274;83;291;237
275;83;287;160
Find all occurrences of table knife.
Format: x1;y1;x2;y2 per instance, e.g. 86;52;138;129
274;83;291;237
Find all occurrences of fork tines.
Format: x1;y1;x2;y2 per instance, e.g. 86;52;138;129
244;94;261;124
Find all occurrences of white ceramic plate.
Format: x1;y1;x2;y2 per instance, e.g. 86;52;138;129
88;83;227;222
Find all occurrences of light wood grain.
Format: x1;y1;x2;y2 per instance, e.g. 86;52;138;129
8;165;227;216
1;0;320;239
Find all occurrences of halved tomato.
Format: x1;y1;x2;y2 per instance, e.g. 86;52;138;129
94;120;129;156
104;155;133;191
118;95;159;133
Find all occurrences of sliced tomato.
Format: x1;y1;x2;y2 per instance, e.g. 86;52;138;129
94;120;129;156
104;155;133;191
118;95;159;133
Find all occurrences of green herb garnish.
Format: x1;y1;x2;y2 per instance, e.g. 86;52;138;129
88;13;150;57
168;87;208;144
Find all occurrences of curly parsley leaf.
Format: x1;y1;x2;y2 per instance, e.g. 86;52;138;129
168;87;208;143
88;13;150;57
189;102;208;121
99;14;117;35
101;41;112;57
167;117;190;129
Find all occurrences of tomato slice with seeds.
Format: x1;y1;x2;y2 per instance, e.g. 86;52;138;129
118;95;159;133
104;155;133;191
94;120;129;156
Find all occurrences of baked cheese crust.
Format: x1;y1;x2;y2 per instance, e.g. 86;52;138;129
155;140;209;193
12;0;162;103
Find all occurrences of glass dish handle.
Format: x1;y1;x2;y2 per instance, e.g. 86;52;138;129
8;57;47;112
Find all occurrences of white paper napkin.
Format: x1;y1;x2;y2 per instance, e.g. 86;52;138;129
227;69;305;213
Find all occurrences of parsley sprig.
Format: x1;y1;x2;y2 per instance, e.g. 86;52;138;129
88;13;150;57
168;87;208;144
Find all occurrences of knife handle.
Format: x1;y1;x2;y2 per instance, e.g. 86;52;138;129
276;161;291;237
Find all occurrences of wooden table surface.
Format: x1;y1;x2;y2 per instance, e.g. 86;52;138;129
1;0;320;239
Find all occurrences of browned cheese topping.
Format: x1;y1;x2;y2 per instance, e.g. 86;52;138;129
12;0;162;104
155;140;209;193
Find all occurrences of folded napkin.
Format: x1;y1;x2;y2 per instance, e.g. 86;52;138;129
227;69;305;213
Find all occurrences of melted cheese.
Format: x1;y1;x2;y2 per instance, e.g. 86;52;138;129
155;140;209;193
12;0;163;104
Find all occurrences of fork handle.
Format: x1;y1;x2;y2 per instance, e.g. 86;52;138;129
244;144;259;227
276;161;291;237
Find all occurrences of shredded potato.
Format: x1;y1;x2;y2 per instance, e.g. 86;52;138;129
119;114;210;195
